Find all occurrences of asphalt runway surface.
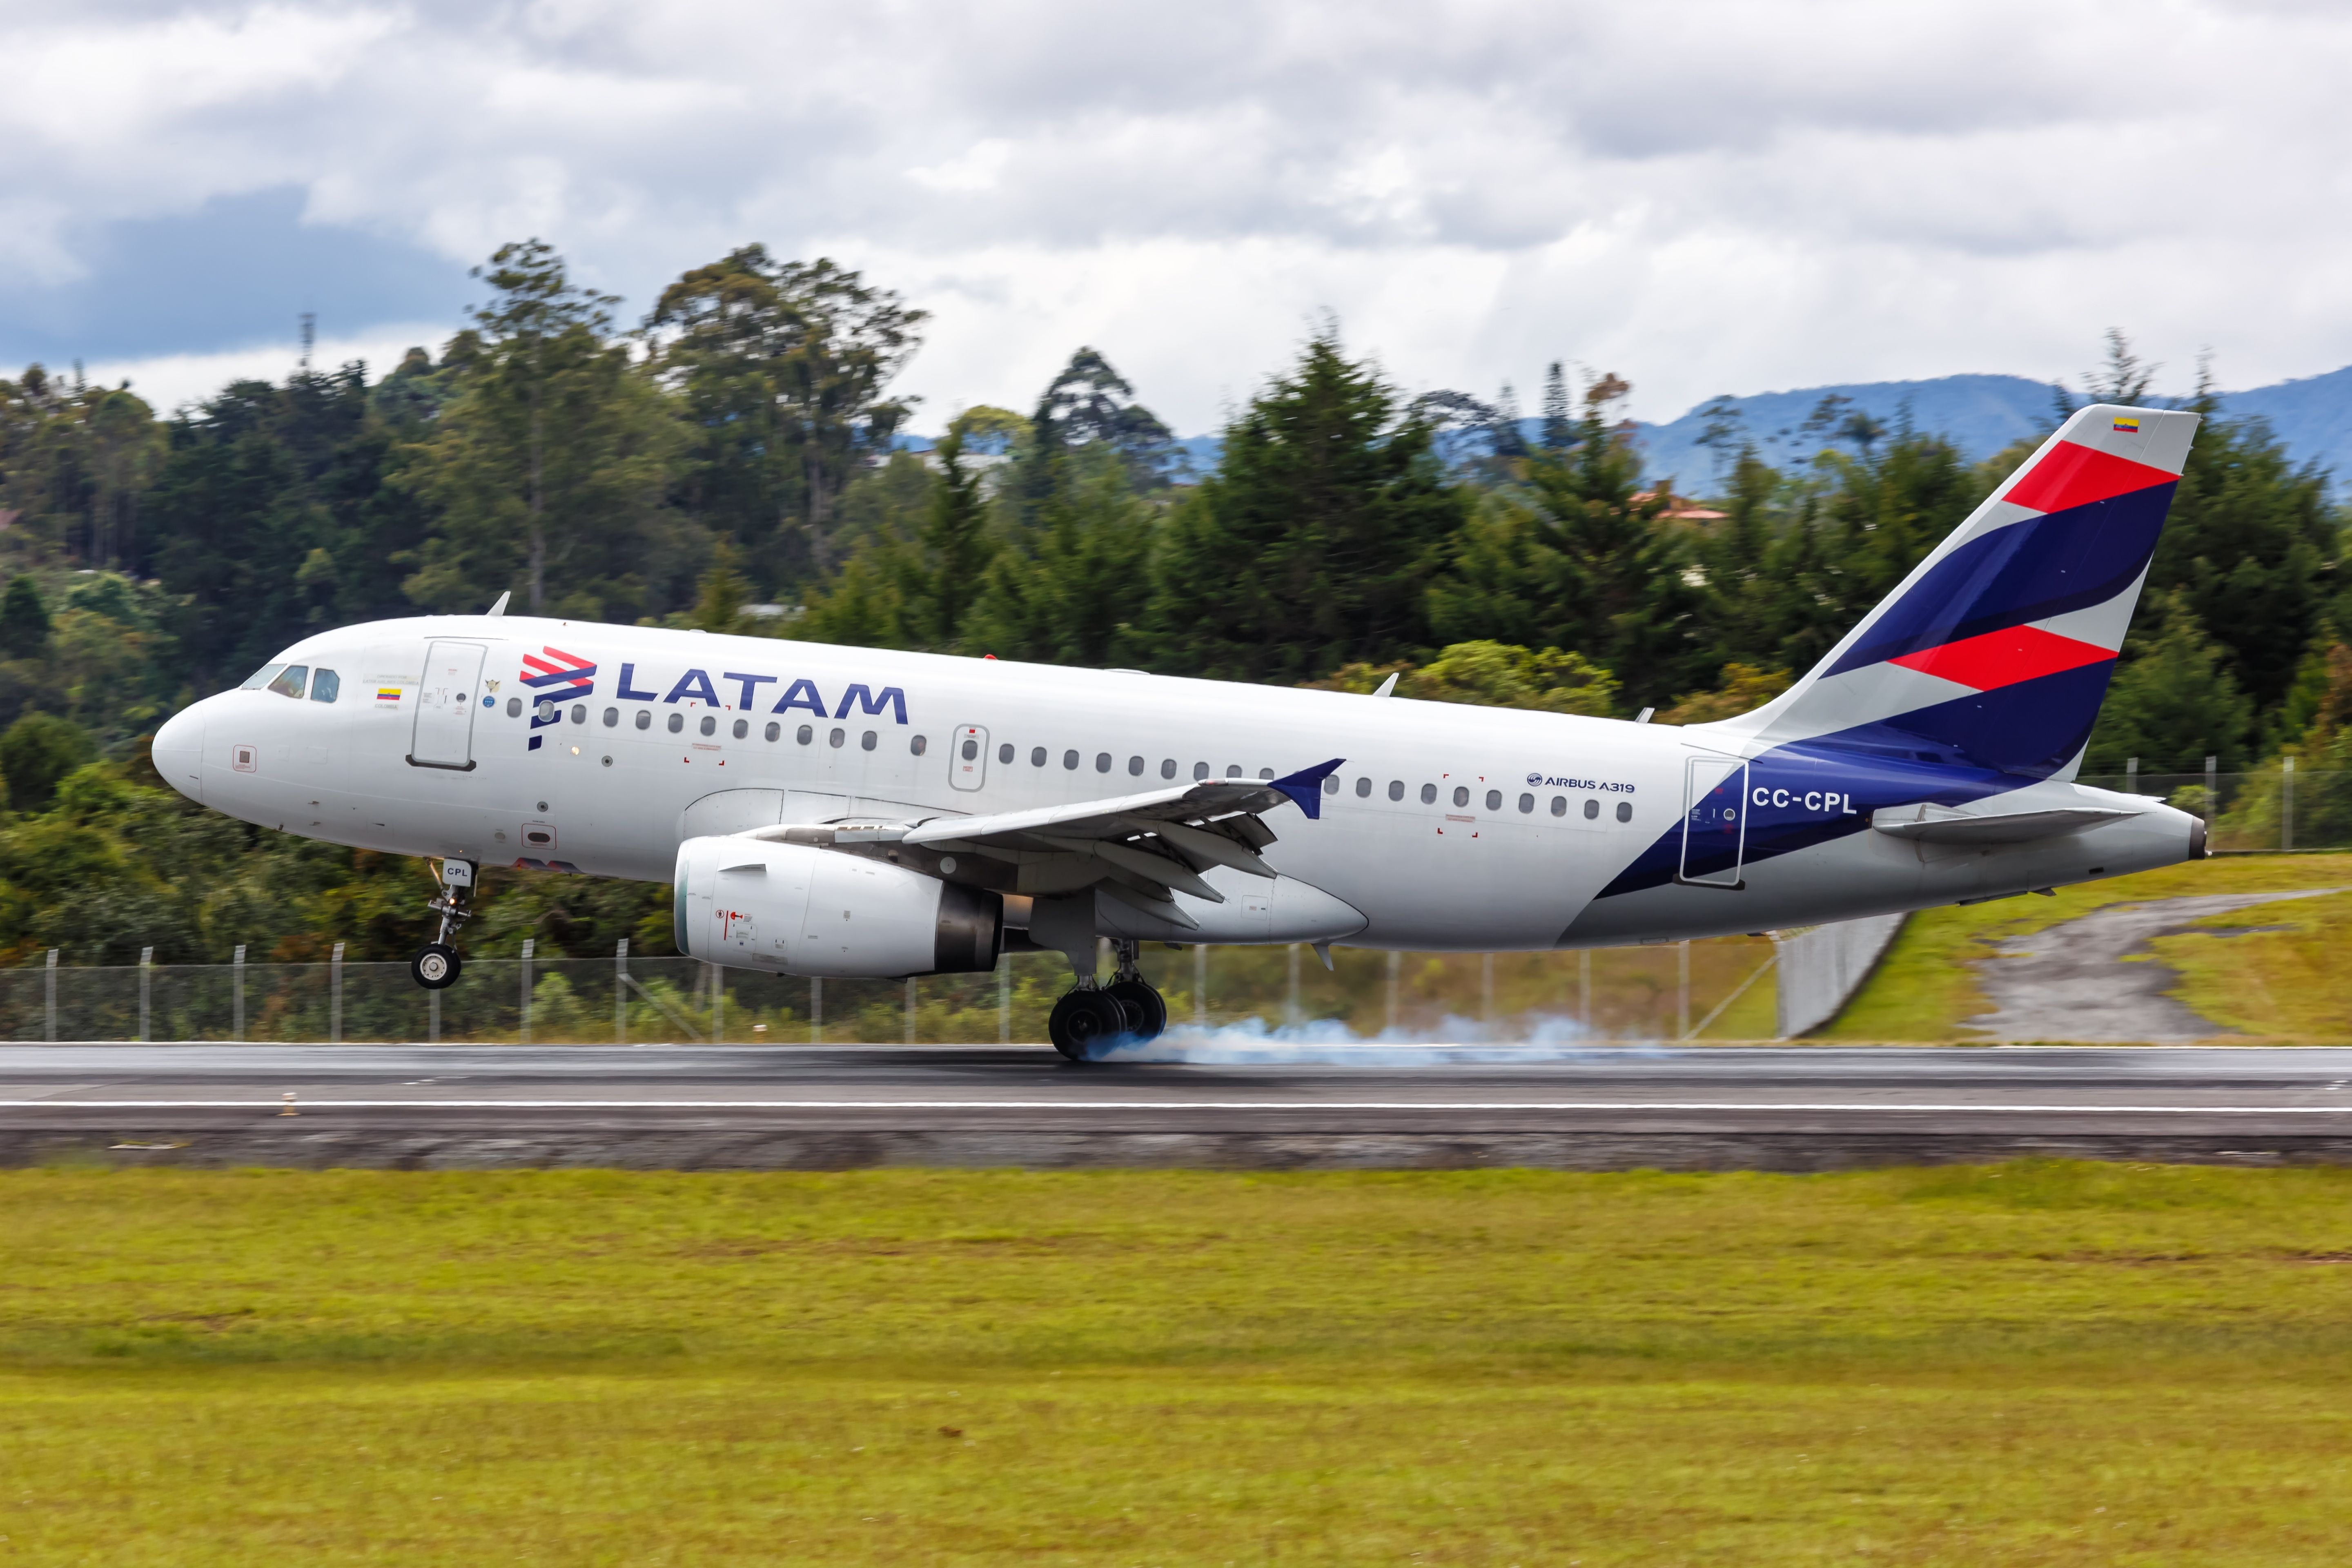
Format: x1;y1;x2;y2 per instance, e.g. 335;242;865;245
3;1042;2352;1150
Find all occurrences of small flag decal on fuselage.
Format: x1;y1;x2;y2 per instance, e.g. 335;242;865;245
2112;416;2141;433
376;688;402;702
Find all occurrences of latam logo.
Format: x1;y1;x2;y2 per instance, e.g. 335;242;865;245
522;647;597;751
614;663;909;723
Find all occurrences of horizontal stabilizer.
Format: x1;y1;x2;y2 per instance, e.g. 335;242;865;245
1870;802;2139;844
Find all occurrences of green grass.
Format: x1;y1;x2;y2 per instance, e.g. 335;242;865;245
1826;852;2352;1040
6;1164;2352;1562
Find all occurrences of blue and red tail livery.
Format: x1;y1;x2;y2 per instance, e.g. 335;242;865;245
1598;403;2200;900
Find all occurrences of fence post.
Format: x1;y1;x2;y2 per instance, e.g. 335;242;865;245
615;938;628;1045
1480;953;1495;1034
232;945;246;1042
2206;755;2219;839
2283;756;2296;853
1285;943;1301;1029
518;938;533;1045
998;958;1011;1044
711;961;724;1045
904;976;917;1044
45;950;57;1042
2126;756;2138;791
139;947;152;1043
1194;943;1208;1026
330;942;344;1044
429;983;440;1044
1385;949;1401;1037
1677;940;1691;1041
810;976;822;1045
1579;949;1592;1033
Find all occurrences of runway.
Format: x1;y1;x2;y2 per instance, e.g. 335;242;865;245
4;1043;2351;1170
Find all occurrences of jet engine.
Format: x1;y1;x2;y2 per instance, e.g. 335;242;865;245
673;837;1002;978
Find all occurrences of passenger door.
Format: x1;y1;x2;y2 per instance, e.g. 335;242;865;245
411;641;487;770
949;724;989;791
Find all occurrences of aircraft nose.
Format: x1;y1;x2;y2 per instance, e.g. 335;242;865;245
151;702;205;804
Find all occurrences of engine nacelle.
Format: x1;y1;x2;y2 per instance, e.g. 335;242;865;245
673;837;1002;978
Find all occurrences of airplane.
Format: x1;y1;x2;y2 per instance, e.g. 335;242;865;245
150;402;2204;1059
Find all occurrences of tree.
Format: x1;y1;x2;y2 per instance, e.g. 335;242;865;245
1311;641;1619;716
1144;330;1465;682
146;363;427;690
2082;594;2252;773
1539;361;1573;454
399;240;685;621
902;433;995;649
0;576;49;659
0;712;95;814
648;245;927;588
965;441;1153;666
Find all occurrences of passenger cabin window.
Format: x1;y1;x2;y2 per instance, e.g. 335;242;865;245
240;663;286;690
1063;750;1079;770
572;705;587;724
699;715;715;736
310;669;340;703
1095;753;1111;773
1356;777;1371;797
1518;793;1534;813
1161;759;1177;779
1616;801;1633;822
861;731;877;751
732;718;748;739
961;738;979;761
266;665;308;699
1452;786;1470;808
508;697;524;717
1127;755;1144;776
1388;780;1404;800
1584;798;1599;820
1031;747;1047;766
1194;762;1209;780
1551;795;1566;816
667;713;684;734
1258;768;1274;780
768;722;784;742
1485;789;1502;811
604;707;619;727
797;725;814;745
1226;765;1242;777
1322;775;1339;795
998;742;1013;764
829;728;846;748
910;733;927;755
635;710;652;730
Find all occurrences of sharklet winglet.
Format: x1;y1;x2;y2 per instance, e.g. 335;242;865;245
1270;758;1345;820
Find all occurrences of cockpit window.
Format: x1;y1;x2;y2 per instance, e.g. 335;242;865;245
240;663;286;690
310;669;340;704
266;665;309;699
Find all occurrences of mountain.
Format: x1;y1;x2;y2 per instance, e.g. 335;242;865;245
1632;370;2352;493
902;366;2352;495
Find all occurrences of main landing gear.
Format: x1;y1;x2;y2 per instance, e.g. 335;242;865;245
410;859;475;991
1048;938;1167;1063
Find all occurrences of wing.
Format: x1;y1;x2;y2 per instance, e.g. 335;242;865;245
740;759;1343;923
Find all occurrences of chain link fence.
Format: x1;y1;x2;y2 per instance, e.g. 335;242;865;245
2080;765;2352;853
3;936;1794;1045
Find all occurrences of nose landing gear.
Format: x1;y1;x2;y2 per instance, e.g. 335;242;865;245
1047;938;1167;1062
410;859;476;991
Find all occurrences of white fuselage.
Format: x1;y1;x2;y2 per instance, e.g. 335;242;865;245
150;613;2203;957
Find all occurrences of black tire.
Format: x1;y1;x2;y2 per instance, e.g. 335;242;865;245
1103;979;1167;1042
1048;989;1129;1062
411;943;461;990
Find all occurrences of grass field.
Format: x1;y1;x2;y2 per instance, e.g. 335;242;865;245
1826;852;2352;1041
4;1164;2352;1563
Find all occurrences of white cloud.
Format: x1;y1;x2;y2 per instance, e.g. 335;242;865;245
7;0;2352;428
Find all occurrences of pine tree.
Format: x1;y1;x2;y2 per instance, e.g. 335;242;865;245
1143;330;1463;681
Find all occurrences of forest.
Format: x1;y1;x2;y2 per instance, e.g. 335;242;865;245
0;238;2343;967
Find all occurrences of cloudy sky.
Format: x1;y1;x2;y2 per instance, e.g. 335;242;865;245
4;0;2347;432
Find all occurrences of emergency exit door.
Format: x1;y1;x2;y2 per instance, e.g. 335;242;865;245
949;724;989;791
410;641;487;770
1678;752;1749;888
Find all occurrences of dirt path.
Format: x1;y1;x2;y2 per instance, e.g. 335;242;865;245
1964;888;2348;1041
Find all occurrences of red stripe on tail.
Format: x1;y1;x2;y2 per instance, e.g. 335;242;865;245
2003;441;2177;515
1887;624;2115;691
